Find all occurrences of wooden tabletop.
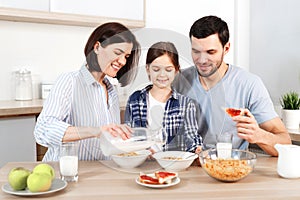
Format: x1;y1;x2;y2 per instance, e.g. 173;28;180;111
1;156;300;199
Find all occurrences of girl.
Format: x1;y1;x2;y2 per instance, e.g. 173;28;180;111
125;41;202;153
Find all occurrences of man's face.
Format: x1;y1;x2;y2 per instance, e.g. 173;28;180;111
191;34;229;78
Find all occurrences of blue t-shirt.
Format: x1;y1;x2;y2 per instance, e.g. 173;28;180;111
173;64;278;150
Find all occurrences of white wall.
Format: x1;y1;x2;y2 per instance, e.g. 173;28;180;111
145;0;235;64
127;0;237;95
0;21;92;100
234;0;250;70
250;0;300;106
0;0;240;100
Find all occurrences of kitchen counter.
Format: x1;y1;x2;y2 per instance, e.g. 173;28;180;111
0;99;43;117
1;156;300;199
288;128;300;142
0;99;126;117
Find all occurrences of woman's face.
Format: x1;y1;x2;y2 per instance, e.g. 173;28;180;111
147;54;178;89
95;42;133;77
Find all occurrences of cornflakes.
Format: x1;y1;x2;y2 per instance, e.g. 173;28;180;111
202;158;253;181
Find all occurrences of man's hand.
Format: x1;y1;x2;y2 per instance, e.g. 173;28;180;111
232;109;261;144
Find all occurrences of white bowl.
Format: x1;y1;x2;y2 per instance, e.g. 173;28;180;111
152;151;198;171
111;150;151;168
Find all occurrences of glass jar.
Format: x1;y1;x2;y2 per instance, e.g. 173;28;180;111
15;69;33;101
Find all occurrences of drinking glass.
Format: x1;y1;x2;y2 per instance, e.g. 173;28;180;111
59;142;79;182
216;131;233;159
148;127;167;149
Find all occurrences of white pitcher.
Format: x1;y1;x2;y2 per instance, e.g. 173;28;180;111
274;143;300;178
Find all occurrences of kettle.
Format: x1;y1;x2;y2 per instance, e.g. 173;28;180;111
274;143;300;178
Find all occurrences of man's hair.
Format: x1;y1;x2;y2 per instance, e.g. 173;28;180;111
189;15;229;47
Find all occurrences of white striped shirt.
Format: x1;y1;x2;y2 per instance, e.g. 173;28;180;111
34;65;120;161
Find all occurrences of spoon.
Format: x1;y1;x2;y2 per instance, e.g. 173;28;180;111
184;154;198;160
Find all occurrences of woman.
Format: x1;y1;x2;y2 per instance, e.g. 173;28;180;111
34;22;140;161
125;41;202;153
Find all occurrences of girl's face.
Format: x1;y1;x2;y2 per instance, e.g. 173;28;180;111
95;42;133;77
147;54;178;89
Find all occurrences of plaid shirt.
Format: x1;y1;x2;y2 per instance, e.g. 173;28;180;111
124;85;202;152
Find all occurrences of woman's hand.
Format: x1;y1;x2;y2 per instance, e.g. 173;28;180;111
101;123;133;140
64;124;133;142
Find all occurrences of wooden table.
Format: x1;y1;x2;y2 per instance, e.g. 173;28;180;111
1;156;300;200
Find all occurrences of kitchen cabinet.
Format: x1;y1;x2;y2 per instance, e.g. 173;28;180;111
0;116;36;167
0;0;145;28
50;0;144;21
0;0;49;11
0;99;126;162
0;99;43;165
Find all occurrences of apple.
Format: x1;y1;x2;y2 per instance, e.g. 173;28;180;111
32;163;55;180
8;167;31;191
27;173;52;192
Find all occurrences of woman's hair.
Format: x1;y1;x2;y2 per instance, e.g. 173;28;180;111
146;41;180;71
84;22;140;86
189;15;229;47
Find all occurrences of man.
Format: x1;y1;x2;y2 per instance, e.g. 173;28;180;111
173;15;291;156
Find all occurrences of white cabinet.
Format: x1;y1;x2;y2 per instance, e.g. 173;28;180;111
0;116;36;167
0;0;145;28
0;0;49;11
50;0;144;21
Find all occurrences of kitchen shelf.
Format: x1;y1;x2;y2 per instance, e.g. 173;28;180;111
0;7;145;28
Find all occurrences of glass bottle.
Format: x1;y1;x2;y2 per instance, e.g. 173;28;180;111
15;69;33;101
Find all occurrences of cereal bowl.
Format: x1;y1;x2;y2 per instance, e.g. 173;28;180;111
111;150;151;168
152;151;198;171
199;149;257;182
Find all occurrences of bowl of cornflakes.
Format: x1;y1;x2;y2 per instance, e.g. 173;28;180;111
152;151;198;171
199;149;257;182
111;150;151;168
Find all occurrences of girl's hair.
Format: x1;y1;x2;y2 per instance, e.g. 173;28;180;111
84;22;140;86
146;41;180;71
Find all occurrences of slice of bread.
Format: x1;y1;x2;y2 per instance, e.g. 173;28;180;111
139;174;160;184
225;108;246;117
155;171;178;184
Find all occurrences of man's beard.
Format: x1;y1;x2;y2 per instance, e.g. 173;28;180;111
196;53;224;78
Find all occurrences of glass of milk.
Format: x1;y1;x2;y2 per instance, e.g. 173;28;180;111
59;142;79;182
216;132;233;159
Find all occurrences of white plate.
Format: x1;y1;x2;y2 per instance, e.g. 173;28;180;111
135;174;180;188
2;178;67;196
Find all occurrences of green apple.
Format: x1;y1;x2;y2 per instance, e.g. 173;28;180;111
27;173;52;192
32;163;55;180
8;167;31;191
